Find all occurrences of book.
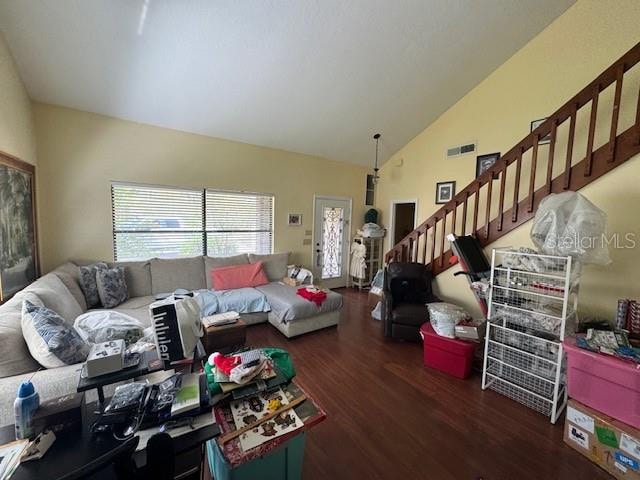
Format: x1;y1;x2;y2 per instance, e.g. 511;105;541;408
0;439;28;480
202;311;240;328
171;373;201;417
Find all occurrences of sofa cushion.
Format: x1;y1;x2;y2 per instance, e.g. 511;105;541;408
111;296;156;327
150;256;206;294
79;262;108;308
96;267;129;308
14;273;83;324
21;300;90;369
204;254;249;289
110;260;152;297
248;253;290;282
51;262;87;310
210;262;269;290
0;295;41;378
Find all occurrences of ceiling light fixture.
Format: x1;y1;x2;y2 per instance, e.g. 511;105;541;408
372;133;381;185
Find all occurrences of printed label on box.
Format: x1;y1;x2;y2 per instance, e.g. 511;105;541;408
621;433;640;460
566;405;595;434
596;426;620;449
615;461;629;473
569;425;589;450
616;451;640;471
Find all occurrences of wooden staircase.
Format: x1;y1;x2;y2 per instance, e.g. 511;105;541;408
385;42;640;274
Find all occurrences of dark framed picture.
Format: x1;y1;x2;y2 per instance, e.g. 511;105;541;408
435;181;455;205
288;213;302;226
530;118;551;144
0;152;39;302
476;152;501;179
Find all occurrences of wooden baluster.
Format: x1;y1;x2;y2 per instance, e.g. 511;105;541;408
584;85;600;176
430;222;436;266
422;227;428;264
461;193;468;237
545;119;558;194
608;64;624;163
511;149;523;222
408;237;414;262
636;81;640;145
401;243;407;262
451;202;457;237
440;214;447;268
497;163;506;231
563;107;577;189
484;180;492;239
527;138;539;213
472;189;479;237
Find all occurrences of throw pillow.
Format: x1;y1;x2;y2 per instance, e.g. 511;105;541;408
21;300;90;368
79;262;108;308
210;262;269;290
96;267;129;308
248;253;290;282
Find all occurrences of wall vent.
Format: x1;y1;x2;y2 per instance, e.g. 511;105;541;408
446;141;477;158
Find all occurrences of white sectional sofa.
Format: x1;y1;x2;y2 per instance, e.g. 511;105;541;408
0;253;342;425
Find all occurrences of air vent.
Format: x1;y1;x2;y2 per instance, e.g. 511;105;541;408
447;141;477;158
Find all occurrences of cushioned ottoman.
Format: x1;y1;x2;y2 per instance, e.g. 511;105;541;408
256;283;343;338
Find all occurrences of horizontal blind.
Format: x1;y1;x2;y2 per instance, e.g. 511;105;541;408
112;183;204;261
205;190;273;256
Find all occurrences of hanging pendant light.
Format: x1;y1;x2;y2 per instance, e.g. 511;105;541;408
372;133;381;184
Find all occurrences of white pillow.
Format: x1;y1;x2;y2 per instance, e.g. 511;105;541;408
21;300;89;369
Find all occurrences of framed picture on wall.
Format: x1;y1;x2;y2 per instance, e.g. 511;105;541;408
530;118;551;144
288;213;302;226
0;152;39;302
435;181;456;205
476;152;501;179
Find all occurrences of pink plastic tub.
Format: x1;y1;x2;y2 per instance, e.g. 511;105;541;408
564;337;640;429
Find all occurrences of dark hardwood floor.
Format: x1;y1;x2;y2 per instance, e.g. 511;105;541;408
233;289;607;479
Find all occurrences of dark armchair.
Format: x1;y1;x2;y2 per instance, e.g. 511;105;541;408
382;262;439;341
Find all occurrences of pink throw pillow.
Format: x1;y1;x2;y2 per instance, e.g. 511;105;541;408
210;262;269;290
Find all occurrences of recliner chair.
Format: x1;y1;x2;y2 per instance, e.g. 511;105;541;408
382;262;439;341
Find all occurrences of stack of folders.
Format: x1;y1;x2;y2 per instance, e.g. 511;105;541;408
202;311;239;328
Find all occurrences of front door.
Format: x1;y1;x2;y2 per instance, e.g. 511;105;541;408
313;196;351;289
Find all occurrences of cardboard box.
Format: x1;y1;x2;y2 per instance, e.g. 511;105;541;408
564;399;640;479
282;277;303;287
454;320;486;340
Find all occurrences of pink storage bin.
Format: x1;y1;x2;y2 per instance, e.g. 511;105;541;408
564;337;640;429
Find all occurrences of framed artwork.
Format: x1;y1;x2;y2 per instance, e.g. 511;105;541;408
0;152;39;302
288;213;302;226
476;152;501;179
530;118;551;144
435;181;456;205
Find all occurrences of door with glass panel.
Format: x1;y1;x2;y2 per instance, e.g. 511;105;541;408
312;196;351;289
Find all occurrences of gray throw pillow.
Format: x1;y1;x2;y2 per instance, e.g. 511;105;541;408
79;262;108;307
21;300;90;368
96;267;129;309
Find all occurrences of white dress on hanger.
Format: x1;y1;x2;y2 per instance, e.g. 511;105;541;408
350;241;367;279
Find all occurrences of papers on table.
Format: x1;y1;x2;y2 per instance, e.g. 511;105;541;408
135;412;216;452
0;439;28;480
202;311;239;328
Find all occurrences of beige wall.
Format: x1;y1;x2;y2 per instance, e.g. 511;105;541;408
34;103;368;272
0;34;36;165
375;0;640;319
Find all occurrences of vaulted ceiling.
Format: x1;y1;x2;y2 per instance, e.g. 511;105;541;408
0;0;575;165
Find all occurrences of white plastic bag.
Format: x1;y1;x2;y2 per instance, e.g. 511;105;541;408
371;301;382;321
150;296;203;362
530;191;610;265
74;310;145;346
427;302;471;338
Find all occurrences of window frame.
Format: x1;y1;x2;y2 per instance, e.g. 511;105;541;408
111;181;275;261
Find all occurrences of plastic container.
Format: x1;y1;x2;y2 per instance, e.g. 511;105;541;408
420;323;476;379
564;337;640;429
206;434;305;480
14;380;39;440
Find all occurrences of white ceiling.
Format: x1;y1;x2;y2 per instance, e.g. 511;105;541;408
0;0;574;166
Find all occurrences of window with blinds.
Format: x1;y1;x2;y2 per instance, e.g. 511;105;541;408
111;183;273;261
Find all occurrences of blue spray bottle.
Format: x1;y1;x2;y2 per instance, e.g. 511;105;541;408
14;379;39;440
